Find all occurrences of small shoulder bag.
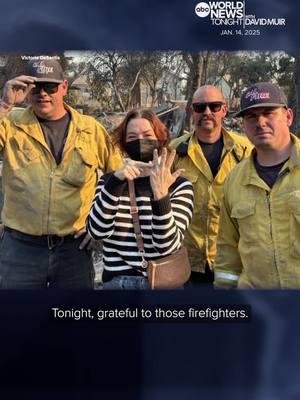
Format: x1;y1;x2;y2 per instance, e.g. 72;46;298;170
128;179;191;289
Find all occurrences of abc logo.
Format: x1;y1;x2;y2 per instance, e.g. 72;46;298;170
195;2;210;17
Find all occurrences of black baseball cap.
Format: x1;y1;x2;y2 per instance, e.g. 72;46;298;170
25;59;64;83
235;82;288;117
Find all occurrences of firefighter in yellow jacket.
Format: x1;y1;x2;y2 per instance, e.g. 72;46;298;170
0;57;123;289
214;82;299;289
170;85;251;285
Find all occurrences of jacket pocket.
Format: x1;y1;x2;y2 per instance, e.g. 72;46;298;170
62;146;98;187
6;136;41;192
10;135;40;170
290;198;300;258
231;201;256;243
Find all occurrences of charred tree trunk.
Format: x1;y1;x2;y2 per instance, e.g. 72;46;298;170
184;53;203;131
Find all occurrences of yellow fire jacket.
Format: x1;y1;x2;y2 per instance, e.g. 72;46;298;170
0;104;123;235
214;135;300;289
170;128;252;273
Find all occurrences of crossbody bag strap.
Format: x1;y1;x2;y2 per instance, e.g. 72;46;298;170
128;180;148;269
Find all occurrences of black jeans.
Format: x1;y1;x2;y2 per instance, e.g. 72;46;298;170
0;229;94;289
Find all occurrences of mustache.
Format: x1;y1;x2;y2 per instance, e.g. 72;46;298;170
197;116;215;125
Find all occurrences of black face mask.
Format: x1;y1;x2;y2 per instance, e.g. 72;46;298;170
124;139;160;162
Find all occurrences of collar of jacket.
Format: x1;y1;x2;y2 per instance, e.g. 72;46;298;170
11;103;92;131
288;134;300;170
241;133;300;188
9;103;95;150
223;127;245;156
188;127;246;178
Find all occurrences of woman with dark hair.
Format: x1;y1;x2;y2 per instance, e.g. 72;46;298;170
87;109;194;289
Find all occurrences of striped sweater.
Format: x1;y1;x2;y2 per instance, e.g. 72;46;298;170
87;173;194;282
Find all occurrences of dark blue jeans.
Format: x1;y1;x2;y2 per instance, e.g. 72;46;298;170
102;275;184;290
0;230;94;289
102;275;150;290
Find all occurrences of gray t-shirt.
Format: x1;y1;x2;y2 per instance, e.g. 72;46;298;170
38;112;71;165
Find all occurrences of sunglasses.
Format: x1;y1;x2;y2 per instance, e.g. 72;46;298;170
192;102;224;113
31;82;60;95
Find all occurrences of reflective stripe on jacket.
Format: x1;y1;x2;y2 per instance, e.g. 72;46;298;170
214;135;300;289
0;104;123;235
170;128;252;272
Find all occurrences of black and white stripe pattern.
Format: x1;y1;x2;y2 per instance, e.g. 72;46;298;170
87;173;194;282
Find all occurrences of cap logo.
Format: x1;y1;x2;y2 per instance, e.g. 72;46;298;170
245;89;270;103
32;61;54;75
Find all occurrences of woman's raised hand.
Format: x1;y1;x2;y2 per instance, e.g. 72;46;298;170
150;148;184;200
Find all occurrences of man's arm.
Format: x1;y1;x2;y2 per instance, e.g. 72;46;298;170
0;75;37;152
214;180;243;289
95;122;124;173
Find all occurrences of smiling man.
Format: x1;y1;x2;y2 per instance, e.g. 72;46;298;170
170;85;251;286
0;57;123;289
214;82;300;289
